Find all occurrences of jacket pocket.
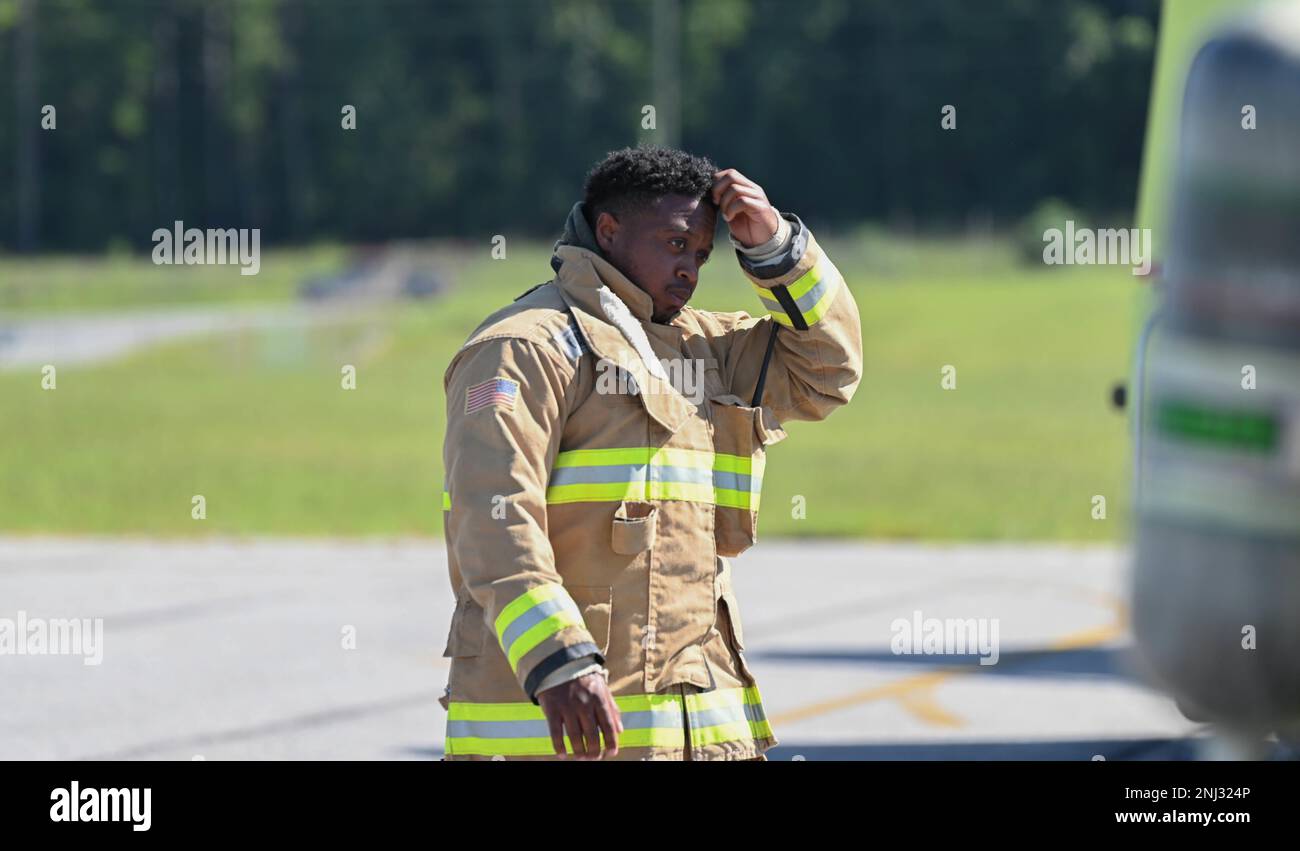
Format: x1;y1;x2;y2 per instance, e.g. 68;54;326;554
717;587;757;685
566;584;613;656
709;394;788;557
442;594;486;658
720;588;746;649
610;499;658;555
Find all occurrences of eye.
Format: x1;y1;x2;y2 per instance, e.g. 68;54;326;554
669;237;687;250
697;250;711;265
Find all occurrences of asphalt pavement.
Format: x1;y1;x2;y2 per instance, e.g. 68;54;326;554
0;537;1202;760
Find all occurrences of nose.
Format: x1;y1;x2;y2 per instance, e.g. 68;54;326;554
675;262;698;288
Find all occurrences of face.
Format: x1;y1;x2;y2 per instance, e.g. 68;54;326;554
593;193;717;323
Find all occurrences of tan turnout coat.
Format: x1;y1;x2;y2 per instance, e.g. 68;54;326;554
440;216;862;760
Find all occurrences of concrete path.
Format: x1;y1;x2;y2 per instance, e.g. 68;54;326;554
0;304;374;369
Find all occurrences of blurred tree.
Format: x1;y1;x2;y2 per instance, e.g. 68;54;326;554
0;0;1158;251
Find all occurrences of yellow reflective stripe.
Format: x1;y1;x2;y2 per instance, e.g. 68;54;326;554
685;686;774;748
448;702;540;722
446;687;772;756
446;692;689;756
750;280;793;325
613;727;688;748
547;448;760;506
751;282;784;312
652;481;715;501
799;272;840;326
554;447;653;467
615;692;685;713
554;446;715;469
711;453;755;475
450;447;759;509
688;716;774;745
757;299;797;327
650;447;716;469
507;611;584;669
715;489;757;510
493;585;585;672
718;454;765;507
494;584;567;636
447;736;551;756
547;481;648;503
690;721;757;747
784;261;824;301
449;692;683;721
446;727;686;757
683;685;763;711
547;481;720;505
750;259;842;328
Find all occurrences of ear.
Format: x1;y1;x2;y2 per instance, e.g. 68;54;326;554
594;210;620;254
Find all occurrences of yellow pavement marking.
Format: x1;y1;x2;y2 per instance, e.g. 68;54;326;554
897;687;964;727
770;602;1127;729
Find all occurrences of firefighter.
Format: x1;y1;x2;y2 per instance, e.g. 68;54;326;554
439;145;862;760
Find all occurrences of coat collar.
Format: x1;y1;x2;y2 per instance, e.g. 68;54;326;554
549;201;660;324
551;244;695;433
553;244;656;323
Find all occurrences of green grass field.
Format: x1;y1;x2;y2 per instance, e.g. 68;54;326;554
0;234;1136;540
0;244;348;313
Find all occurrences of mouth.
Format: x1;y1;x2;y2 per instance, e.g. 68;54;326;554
665;285;693;308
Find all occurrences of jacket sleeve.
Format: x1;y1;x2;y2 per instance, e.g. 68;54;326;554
719;212;863;423
442;335;604;703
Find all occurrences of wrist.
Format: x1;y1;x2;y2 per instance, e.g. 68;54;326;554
535;654;604;697
731;210;791;257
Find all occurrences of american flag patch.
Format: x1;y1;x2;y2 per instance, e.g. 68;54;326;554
464;377;519;414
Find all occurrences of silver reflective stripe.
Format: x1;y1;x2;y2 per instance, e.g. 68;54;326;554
613;708;683;729
791;270;835;314
550;464;713;487
448;707;681;741
653;467;713;484
689;705;744;729
550;464;644;486
689;701;767;729
711;470;757;492
499;596;573;652
447;718;550;739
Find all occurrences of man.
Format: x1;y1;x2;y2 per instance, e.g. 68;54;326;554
439;145;862;760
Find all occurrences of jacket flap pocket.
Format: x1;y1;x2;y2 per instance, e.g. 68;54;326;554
755;405;788;447
709;393;787;449
719;589;746;650
441;595;486;658
565;584;613;656
611;500;658;555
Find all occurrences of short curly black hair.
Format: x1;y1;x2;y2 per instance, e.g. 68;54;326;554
583;145;718;222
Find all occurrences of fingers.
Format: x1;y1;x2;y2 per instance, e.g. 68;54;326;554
545;705;569;759
717;183;766;221
595;694;621;758
611;691;624;734
563;708;593;760
572;704;601;761
721;190;771;224
711;168;758;204
541;677;624;761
